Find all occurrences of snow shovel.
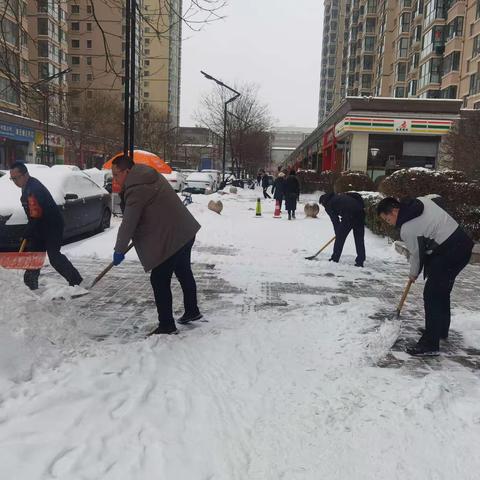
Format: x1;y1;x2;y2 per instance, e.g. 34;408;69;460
89;243;134;288
0;239;46;270
305;236;336;260
395;278;413;319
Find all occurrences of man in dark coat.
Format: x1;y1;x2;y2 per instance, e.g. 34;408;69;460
284;170;300;220
377;196;473;356
112;156;202;335
261;172;271;199
9;161;83;290
319;191;366;267
271;172;285;210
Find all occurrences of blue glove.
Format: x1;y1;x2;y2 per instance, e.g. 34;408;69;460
113;252;125;266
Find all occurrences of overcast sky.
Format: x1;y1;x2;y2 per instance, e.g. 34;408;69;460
180;0;323;129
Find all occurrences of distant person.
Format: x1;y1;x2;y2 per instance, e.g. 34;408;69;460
271;172;285;210
261;172;271;199
9;161;83;290
284;170;300;220
112;156;202;335
256;171;263;186
377;196;473;356
319;191;366;267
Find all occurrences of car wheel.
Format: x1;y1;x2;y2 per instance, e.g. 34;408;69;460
98;208;111;233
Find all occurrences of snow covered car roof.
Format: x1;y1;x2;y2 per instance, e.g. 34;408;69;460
0;167;108;226
186;172;214;181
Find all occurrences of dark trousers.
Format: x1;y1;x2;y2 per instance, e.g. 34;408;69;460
262;188;271;199
150;237;199;331
422;230;473;349
274;197;283;210
24;229;83;290
331;214;366;265
285;193;297;214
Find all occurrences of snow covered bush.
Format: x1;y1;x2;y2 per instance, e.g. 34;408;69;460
359;191;399;240
334;171;376;193
296;170;339;194
378;168;480;240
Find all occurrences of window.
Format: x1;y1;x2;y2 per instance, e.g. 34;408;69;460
86;56;92;65
71;56;80;65
71;39;80;48
473;35;480;57
86;90;93;99
37;18;48;35
38;62;50;79
364;36;375;52
400;12;410;33
366;17;376;33
0;77;19;104
86;39;92;48
408;79;418;96
395;86;406;97
398;37;409;57
362;74;372;88
469;72;480;94
71;4;79;14
144;70;150;76
144;81;149;87
145;38;150;45
144;59;150;66
145;49;150;55
87;73;93;81
71;22;80;31
87;23;92;31
71;73;80;82
424;0;445;26
443;51;460;73
87;5;92;13
446;16;464;41
1;18;19;46
418;57;442;89
37;0;48;13
144;91;149;98
421;26;444;59
38;40;49;57
363;55;374;70
397;62;407;81
477;0;480;20
440;85;457;98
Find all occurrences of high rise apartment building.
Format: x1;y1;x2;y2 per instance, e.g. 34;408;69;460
142;0;182;127
318;0;480;123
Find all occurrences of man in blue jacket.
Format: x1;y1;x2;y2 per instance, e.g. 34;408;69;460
10;161;83;290
319;192;366;267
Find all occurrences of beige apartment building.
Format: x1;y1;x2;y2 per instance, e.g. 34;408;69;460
318;0;480;123
142;0;182;127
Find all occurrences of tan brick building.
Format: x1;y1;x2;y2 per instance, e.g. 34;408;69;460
318;0;480;122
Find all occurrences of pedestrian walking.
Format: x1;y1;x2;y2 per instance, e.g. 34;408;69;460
319;191;366;266
377;196;473;356
112;156;202;335
261;172;271;199
284;170;300;220
256;170;263;187
9;161;83;290
271;172;286;210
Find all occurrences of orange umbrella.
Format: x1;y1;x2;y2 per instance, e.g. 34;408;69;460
103;149;172;174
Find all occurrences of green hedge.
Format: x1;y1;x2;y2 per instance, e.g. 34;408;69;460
297;170;340;194
334;171;376;193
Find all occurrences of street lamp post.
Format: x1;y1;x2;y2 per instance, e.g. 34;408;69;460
200;70;240;183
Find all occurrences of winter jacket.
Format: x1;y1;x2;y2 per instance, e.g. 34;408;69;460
284;175;300;198
396;196;470;278
114;164;201;272
271;176;285;200
321;192;364;231
21;176;64;239
261;175;270;189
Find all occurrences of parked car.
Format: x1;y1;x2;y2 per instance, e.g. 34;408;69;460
0;167;111;251
184;172;216;194
201;169;221;187
162;170;186;192
0;170;6;177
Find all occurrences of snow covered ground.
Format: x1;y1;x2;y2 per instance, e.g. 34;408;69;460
1;187;480;479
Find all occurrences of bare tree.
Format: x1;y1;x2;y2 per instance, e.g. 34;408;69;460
442;110;480;180
195;81;272;177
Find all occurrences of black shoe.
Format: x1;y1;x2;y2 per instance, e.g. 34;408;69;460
329;258;339;263
417;327;448;340
406;343;440;357
354;262;364;267
288;213;292;220
148;325;179;336
292;212;296;219
178;312;203;325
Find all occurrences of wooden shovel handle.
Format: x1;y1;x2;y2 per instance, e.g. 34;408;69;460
396;279;413;317
19;239;27;252
90;243;134;289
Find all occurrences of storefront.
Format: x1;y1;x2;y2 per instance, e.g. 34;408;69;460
34;131;66;165
0;122;35;169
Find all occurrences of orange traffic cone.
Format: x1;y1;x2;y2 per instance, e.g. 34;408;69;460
273;199;281;218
